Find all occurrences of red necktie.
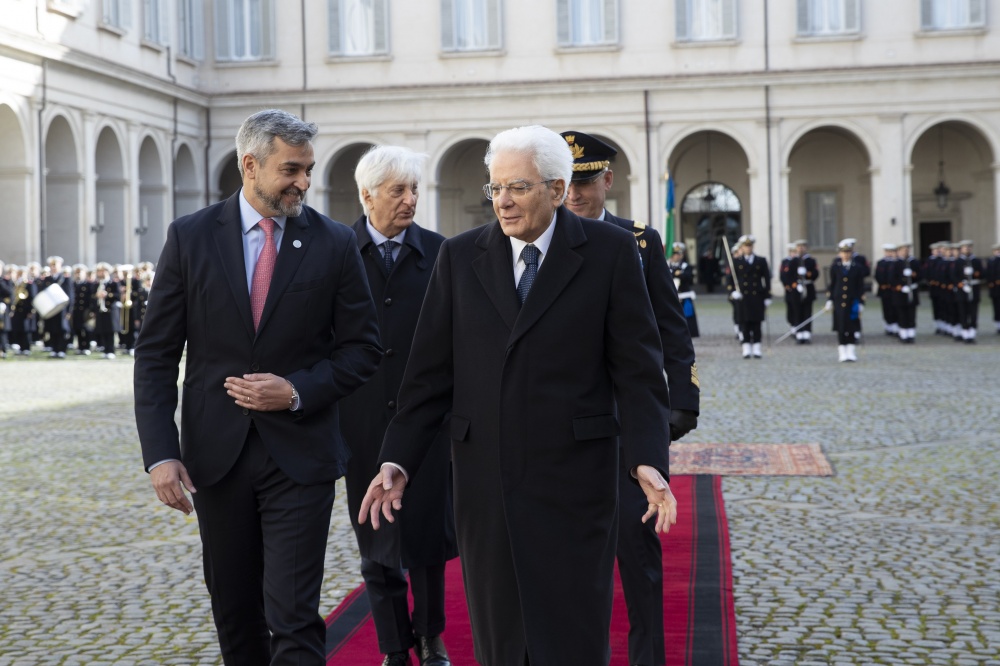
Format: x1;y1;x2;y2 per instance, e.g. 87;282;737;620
250;218;277;330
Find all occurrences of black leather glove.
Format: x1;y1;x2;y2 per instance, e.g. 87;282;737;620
669;409;698;441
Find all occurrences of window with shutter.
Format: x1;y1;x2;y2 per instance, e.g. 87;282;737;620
922;0;986;30
799;0;861;37
443;0;500;52
103;0;131;30
807;191;838;250
676;0;737;42
330;0;387;56
559;0;618;47
215;0;275;61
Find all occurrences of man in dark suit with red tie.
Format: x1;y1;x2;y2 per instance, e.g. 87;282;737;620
134;109;382;666
359;125;677;666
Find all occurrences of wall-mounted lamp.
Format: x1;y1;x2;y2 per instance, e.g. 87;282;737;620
135;205;149;236
91;201;105;234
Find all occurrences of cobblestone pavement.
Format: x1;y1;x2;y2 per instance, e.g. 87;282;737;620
0;295;997;665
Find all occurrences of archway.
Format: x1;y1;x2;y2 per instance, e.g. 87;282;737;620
788;126;871;264
95;127;127;263
910;120;995;258
174;143;201;219
0;104;30;263
45;116;82;263
217;152;241;202
437;138;491;237
138;136;166;262
326;143;375;225
669;130;749;286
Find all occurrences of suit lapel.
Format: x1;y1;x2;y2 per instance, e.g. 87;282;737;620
509;208;585;346
472;222;520;331
256;213;310;336
212;194;255;340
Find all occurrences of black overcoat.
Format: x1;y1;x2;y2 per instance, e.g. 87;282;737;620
342;217;457;568
378;208;672;666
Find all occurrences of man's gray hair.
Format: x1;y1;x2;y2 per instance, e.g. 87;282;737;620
484;126;572;204
236;109;318;177
354;145;428;215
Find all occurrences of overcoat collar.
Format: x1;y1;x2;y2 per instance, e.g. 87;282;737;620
352;216;431;274
212;191;311;341
473;206;586;345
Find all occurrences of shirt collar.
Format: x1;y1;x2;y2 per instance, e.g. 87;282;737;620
510;211;558;263
239;189;287;234
366;217;408;247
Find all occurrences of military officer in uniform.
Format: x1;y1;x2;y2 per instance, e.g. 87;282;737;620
0;260;11;358
793;239;818;342
71;264;95;354
727;235;771;358
874;243;898;337
93;262;120;359
827;239;867;362
668;241;698;337
38;256;74;358
561;129;699;666
953;240;983;343
986;242;1000;335
891;242;919;343
923;242;947;335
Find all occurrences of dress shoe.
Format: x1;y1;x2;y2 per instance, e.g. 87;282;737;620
415;634;451;666
381;651;413;666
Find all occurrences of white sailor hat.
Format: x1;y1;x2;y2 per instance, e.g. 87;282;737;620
882;243;897;251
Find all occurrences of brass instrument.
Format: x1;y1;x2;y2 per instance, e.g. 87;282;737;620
120;270;133;331
97;279;109;313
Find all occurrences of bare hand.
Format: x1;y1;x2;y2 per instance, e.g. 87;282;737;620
358;465;407;530
224;373;292;411
635;464;678;534
150;461;197;515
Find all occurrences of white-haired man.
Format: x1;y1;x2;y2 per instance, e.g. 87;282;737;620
360;125;676;665
342;145;456;666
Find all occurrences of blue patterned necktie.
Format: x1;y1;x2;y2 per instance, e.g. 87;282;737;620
517;244;539;305
381;240;398;274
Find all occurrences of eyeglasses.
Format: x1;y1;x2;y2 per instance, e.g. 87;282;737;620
482;180;553;201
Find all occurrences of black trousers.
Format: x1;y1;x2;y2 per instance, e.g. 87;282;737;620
739;321;762;344
616;448;665;666
361;559;447;654
192;429;336;666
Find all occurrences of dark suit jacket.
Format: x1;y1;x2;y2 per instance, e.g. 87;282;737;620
342;217;457;569
134;192;382;488
378;207;671;665
604;211;700;413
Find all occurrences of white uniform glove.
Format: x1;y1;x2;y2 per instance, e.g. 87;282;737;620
902;268;913;277
962;284;973;294
796;284;805;295
901;285;911;294
797;266;807;276
730;291;743;301
824;300;833;311
964;266;974;276
764;298;772;307
858;304;865;313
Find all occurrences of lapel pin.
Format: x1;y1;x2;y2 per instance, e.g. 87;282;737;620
293;240;302;248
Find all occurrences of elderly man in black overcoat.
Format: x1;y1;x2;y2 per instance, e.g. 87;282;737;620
341;145;457;666
360;125;677;666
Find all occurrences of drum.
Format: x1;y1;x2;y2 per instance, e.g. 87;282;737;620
32;283;70;319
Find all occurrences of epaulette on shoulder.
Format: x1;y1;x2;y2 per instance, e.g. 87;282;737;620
633;221;647;230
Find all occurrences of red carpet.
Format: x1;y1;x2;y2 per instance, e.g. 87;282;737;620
326;475;737;665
